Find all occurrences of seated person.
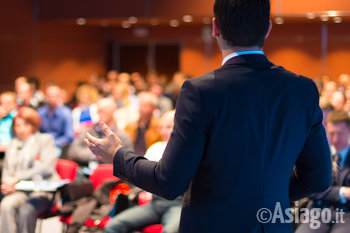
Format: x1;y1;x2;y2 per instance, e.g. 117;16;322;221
37;83;74;153
68;98;133;166
295;110;350;233
72;84;99;136
0;107;59;233
0;92;18;153
124;92;162;156
105;111;182;233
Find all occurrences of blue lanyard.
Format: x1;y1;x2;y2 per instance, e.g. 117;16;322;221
222;50;264;65
236;50;264;56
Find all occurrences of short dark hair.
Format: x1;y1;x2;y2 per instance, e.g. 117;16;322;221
214;0;270;48
326;110;350;128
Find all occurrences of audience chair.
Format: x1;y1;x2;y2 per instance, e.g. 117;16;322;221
59;164;120;232
37;159;79;233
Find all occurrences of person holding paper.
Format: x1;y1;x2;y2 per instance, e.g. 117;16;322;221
0;107;59;233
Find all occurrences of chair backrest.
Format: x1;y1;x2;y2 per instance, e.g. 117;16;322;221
89;164;120;189
56;159;79;181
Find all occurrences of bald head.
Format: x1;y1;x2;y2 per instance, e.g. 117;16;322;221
97;98;117;126
160;111;175;142
17;82;32;105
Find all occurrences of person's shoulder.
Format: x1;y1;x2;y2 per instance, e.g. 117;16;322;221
36;132;55;144
272;65;315;85
37;105;48;114
56;105;73;117
182;71;215;93
270;65;318;94
186;71;215;86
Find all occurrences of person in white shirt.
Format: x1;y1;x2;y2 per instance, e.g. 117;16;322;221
105;110;181;233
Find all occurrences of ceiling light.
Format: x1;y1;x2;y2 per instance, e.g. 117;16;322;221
76;18;86;25
183;15;193;23
333;17;342;23
121;21;131;28
320;15;329;22
274;17;284;25
169;19;179;27
328;11;338;17
128;17;138;24
306;13;315;19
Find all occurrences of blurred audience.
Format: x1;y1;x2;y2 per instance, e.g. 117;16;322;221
296;110;350;232
0;107;59;233
164;72;188;106
27;77;45;106
106;111;181;233
72;84;99;136
16;81;42;109
125;92;161;156
68;98;133;166
150;84;173;117
0;92;18;152
37;83;74;152
112;82;139;130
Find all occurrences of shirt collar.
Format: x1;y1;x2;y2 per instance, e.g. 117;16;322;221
222;50;265;66
339;146;350;166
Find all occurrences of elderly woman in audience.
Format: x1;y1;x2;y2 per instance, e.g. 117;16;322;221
72;84;99;136
0;107;59;233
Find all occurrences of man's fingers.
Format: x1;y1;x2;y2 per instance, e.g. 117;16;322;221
86;132;100;145
100;122;114;137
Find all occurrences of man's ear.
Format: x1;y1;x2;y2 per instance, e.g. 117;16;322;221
265;20;273;39
212;18;220;38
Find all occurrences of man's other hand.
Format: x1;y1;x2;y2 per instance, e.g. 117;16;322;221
85;122;122;163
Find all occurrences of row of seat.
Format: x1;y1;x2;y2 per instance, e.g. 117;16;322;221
37;159;163;233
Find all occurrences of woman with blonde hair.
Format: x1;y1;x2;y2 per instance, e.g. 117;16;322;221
72;84;99;136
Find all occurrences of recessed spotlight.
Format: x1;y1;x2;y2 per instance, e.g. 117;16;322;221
121;21;131;28
183;15;193;23
150;18;159;26
334;17;342;23
129;17;138;24
328;11;338;17
274;17;284;25
320;15;329;21
203;17;211;24
169;19;179;27
306;13;315;19
76;18;86;25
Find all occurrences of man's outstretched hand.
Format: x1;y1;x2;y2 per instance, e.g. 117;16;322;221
85;122;122;163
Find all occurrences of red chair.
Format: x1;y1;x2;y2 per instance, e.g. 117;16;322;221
138;191;163;233
89;164;120;189
56;159;79;181
37;159;79;232
60;164;120;231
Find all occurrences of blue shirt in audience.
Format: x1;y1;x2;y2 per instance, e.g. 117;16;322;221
0;110;17;144
37;105;74;147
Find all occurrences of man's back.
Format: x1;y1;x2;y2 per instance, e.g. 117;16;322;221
112;54;331;233
173;54;330;232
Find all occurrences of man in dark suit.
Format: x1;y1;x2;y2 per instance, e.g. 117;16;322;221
296;110;350;233
86;0;332;232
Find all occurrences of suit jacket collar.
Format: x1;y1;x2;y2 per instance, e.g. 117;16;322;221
222;54;274;70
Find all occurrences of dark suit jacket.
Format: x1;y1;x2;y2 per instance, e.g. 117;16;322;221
113;54;332;233
309;147;350;207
